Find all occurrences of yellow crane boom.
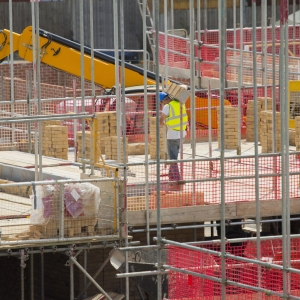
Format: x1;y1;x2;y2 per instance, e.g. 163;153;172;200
1;26;159;89
0;29;20;62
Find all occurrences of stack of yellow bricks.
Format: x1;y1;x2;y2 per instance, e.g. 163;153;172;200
98;111;128;162
29;218;96;239
29;186;98;239
217;106;238;150
149;117;167;159
107;111;117;136
77;131;100;160
103;136;128;162
42;120;68;160
96;111;118;151
260;111;281;153
95;112;111;153
246;97;273;142
77;111;119;161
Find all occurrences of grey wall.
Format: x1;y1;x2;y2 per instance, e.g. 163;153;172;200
171;5;293;33
0;1;297;50
0;0;73;39
0;0;143;50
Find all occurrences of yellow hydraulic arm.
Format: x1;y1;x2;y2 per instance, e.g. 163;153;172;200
16;26;156;89
0;29;20;61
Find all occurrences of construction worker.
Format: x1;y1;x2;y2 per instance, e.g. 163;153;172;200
159;92;188;190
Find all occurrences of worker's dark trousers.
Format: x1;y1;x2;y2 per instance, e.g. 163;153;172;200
167;139;181;182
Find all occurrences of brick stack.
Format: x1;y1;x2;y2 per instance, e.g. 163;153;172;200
94;111;118;154
28;183;100;239
246;100;261;142
258;97;273;143
42;121;68;159
77;112;123;161
94;112;111;154
107;111;117;136
29;218;96;239
103;136;128;162
260;111;281;153
150;191;204;209
246;98;273;142
76;131;100;160
290;128;296;146
217;106;239;150
149;117;167;159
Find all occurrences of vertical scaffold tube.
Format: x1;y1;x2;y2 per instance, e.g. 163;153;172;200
237;0;244;156
80;0;86;173
30;250;34;300
31;0;38;181
119;2;130;299
9;0;15;146
271;0;278;199
36;0;43;181
284;7;291;295
218;0;227;298
41;251;44;300
70;261;74;300
113;0;121;163
143;0;150;246
197;0;201;89
154;0;162;298
89;0;95;175
252;0;262;296
164;0;168;89
261;0;268;105
189;0;196;205
280;1;291;296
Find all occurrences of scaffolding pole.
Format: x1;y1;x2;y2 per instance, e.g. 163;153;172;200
218;0;227;299
252;2;263;298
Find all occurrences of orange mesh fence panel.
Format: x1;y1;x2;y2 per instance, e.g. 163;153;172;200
167;239;300;299
197;26;300;54
159;26;300;85
158;33;190;69
144;154;300;210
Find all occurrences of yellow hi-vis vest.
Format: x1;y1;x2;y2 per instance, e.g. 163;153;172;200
165;100;188;131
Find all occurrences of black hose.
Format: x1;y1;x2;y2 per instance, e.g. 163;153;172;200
38;28;183;86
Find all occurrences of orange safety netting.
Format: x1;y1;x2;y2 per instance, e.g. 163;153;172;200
166;239;300;299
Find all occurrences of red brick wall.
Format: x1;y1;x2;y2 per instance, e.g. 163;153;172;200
0;61;104;101
1;76;69;100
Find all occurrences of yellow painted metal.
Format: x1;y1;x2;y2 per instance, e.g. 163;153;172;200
18;26;156;89
0;29;20;61
185;96;231;129
289;81;300;129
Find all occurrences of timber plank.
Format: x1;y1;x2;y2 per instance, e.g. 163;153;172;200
125;198;300;227
124;204;237;226
236;198;300;218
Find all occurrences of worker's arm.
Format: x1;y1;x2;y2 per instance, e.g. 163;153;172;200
160;103;169;126
104;100;110;112
160;112;166;126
